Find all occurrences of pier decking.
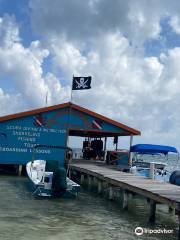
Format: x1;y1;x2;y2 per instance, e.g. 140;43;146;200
69;162;180;236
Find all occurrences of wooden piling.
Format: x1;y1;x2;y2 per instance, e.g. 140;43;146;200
68;170;71;179
178;213;180;240
150;163;155;180
93;176;97;185
18;165;22;176
88;175;92;190
168;207;174;213
149;200;156;223
80;174;84;184
109;186;113;200
128;192;133;200
98;181;102;194
122;190;128;210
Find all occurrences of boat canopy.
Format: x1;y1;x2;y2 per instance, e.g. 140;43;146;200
130;144;178;155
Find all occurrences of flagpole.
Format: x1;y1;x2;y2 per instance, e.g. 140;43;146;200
71;75;74;103
45;91;48;106
67;75;74;147
70;89;73;102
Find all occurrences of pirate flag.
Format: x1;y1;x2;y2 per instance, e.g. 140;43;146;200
72;76;91;90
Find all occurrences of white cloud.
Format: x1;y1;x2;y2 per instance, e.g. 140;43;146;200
45;73;70;104
0;14;20;48
160;48;180;97
51;37;87;80
29;0;180;46
0;14;70;114
0;41;49;106
0;88;26;116
169;15;180;34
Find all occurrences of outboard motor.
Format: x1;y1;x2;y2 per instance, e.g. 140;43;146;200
52;167;67;197
169;170;180;186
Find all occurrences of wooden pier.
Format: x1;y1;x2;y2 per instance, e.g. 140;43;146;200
69;162;180;237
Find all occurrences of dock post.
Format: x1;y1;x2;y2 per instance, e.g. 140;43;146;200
150;163;155;179
103;137;107;162
168;207;174;214
175;209;180;239
80;174;84;184
68;170;71;179
18;165;22;176
128;135;133;166
128;192;133;200
93;176;97;185
178;213;180;240
88;175;92;190
149;200;156;223
122;190;128;210
109;186;113;200
98;181;102;194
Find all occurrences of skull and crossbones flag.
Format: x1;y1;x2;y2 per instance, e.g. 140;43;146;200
72;76;92;90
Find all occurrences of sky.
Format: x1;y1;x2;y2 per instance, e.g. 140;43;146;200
0;0;180;150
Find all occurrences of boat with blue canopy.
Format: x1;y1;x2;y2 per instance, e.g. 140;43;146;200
130;144;179;182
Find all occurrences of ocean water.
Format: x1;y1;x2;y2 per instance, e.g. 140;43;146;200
0;172;179;240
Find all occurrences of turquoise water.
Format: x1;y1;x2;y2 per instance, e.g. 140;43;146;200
0;175;178;240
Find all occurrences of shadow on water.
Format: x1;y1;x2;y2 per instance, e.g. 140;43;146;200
0;175;178;240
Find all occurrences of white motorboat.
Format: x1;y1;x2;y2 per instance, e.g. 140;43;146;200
26;159;80;197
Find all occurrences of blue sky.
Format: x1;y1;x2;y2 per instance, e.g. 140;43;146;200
145;17;180;56
0;0;32;44
0;0;180;150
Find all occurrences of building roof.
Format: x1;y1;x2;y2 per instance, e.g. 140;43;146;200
0;102;141;136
